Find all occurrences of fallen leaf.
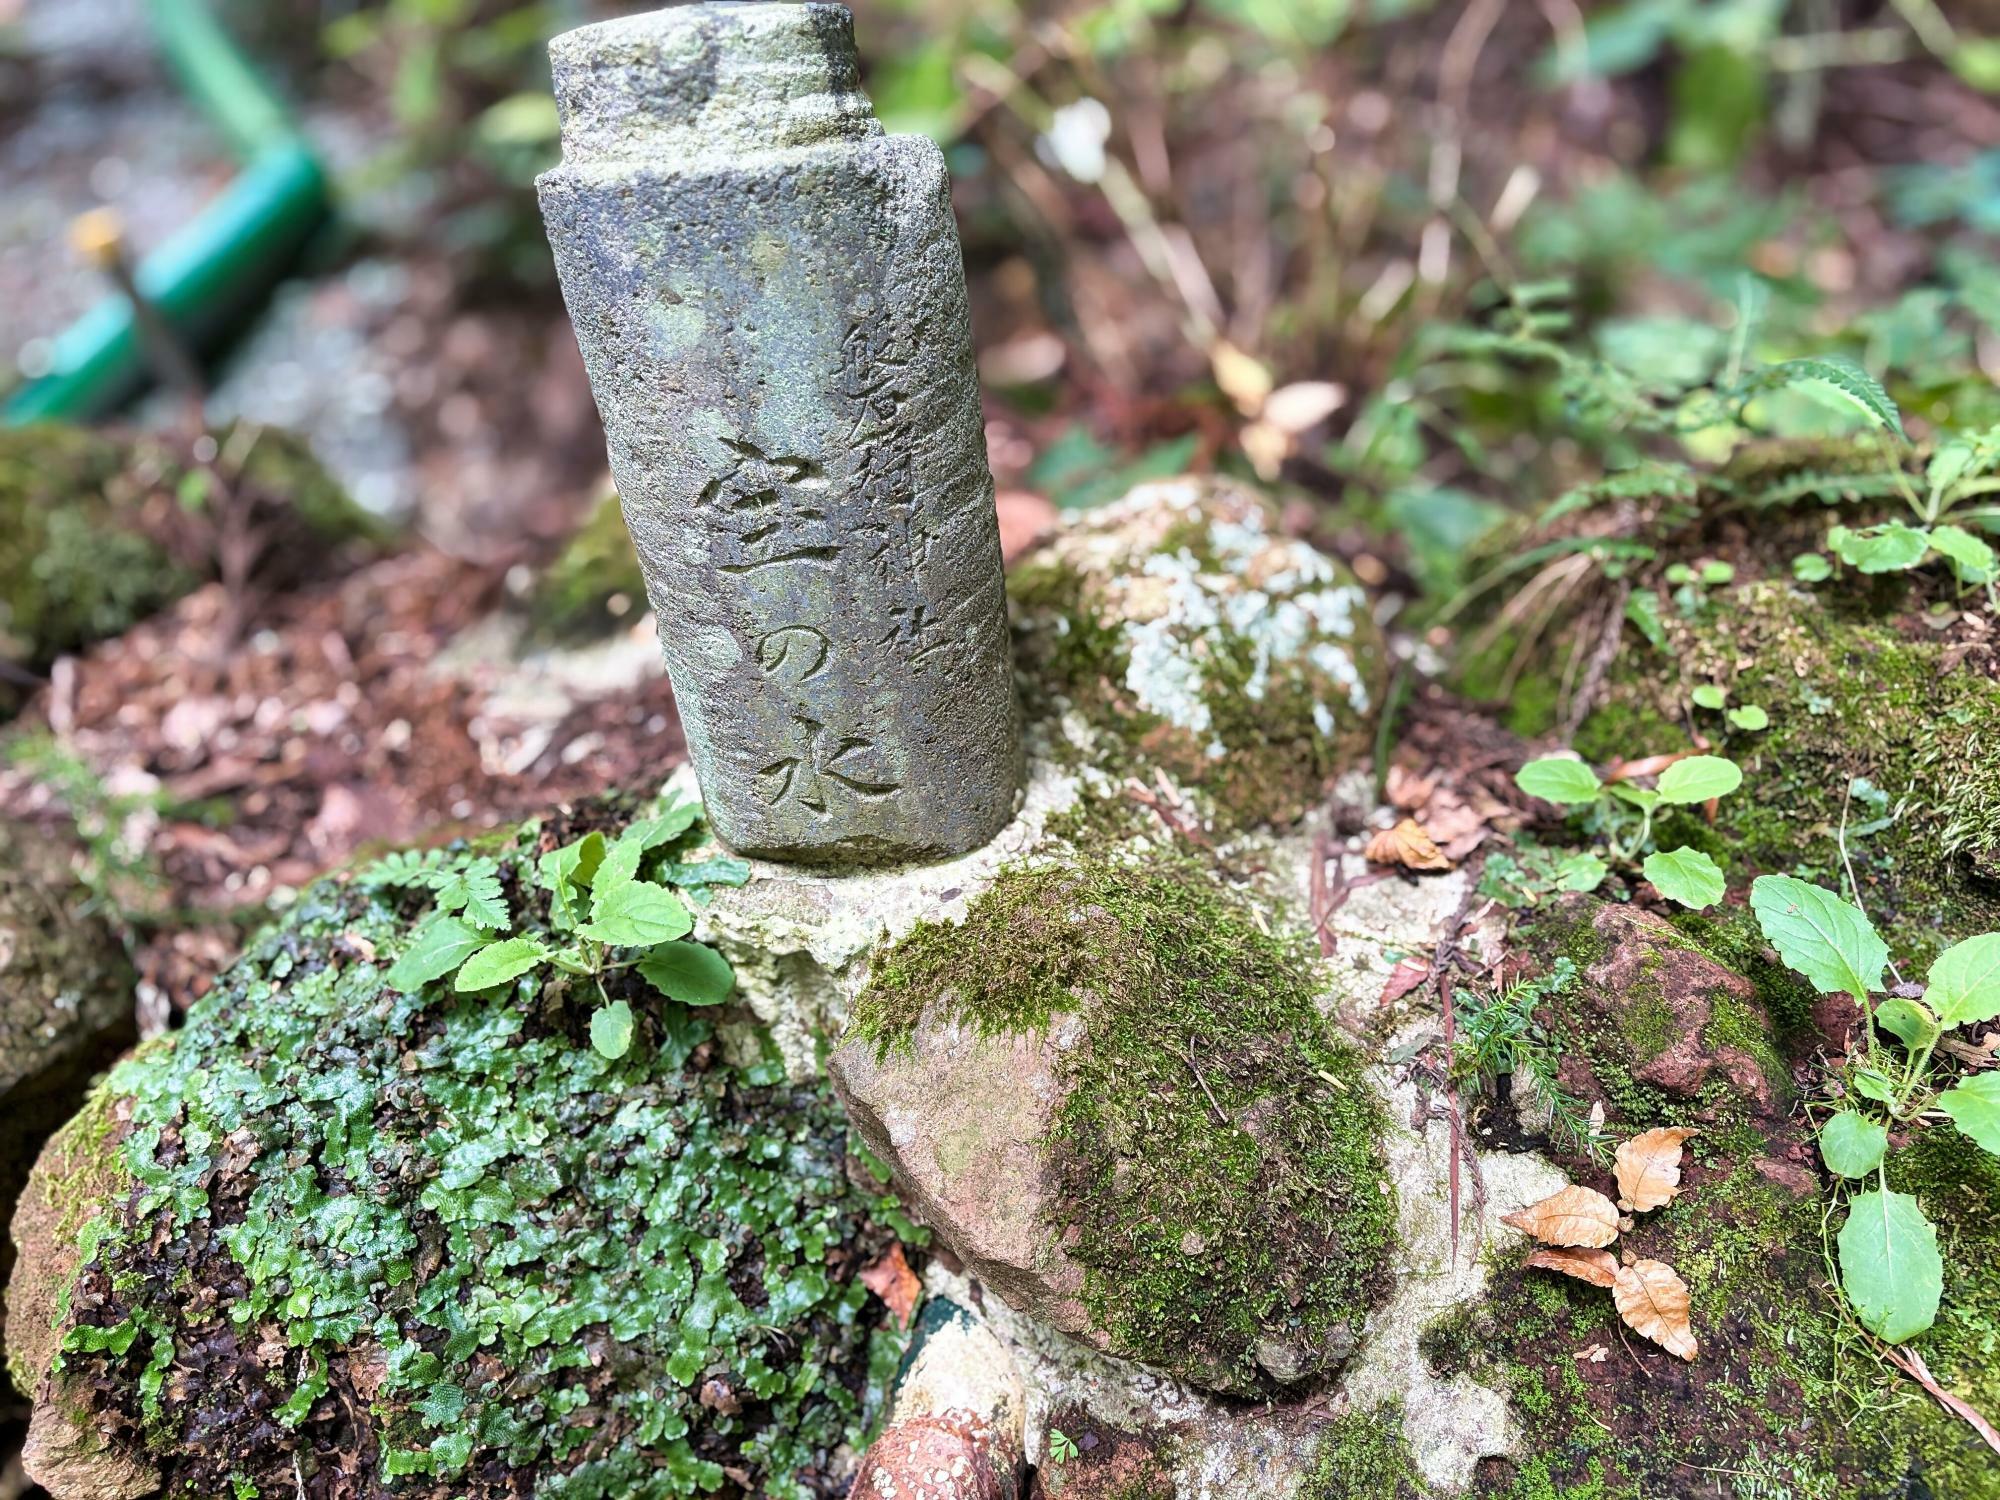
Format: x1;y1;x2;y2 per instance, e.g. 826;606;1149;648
1884;1343;2000;1459
1501;1185;1621;1248
1524;1247;1620;1288
1614;1127;1697;1212
1575;1344;1610;1364
1378;957;1433;1006
859;1243;921;1331
1613;1258;1698;1361
1365;818;1452;873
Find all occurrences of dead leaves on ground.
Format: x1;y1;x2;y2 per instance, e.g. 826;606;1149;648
1364;817;1452;872
1507;1127;1699;1362
1612;1258;1700;1362
859;1243;922;1331
1501;1185;1620;1248
1614;1126;1697;1212
1524;1247;1618;1287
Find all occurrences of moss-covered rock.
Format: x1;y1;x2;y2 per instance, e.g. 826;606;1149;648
0;422;382;713
1010;477;1384;832
1455;897;2000;1500
527;488;650;643
0;822;136;1386
832;848;1395;1397
8;802;909;1499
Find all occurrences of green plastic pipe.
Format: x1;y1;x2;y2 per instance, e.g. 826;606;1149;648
2;0;332;425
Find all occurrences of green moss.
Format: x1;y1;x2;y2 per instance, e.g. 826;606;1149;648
0;425;194;683
0;422;380;714
528;489;648;641
1581;577;2000;960
52;805;906;1499
850;848;1396;1393
1302;1402;1425;1500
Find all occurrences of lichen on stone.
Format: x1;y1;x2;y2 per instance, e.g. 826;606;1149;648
1010;477;1385;831
846;844;1396;1395
25;800;910;1499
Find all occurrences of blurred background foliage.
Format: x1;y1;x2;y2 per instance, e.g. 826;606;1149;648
17;0;2000;601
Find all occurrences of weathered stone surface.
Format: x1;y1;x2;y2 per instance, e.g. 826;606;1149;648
0;823;135;1371
849;1299;1026;1500
537;3;1019;864
1010;476;1383;831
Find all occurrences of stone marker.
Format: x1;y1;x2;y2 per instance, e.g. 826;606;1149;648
537;2;1021;865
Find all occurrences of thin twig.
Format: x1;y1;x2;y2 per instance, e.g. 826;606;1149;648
1182;1040;1227;1126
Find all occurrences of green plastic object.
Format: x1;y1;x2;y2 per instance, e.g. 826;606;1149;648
2;0;332;425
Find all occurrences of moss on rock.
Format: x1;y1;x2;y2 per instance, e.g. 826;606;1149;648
1461;904;2000;1500
0;422;381;712
1009;477;1385;832
846;847;1396;1395
528;488;649;642
17;803;908;1499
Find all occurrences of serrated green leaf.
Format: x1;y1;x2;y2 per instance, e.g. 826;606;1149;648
1750;875;1888;1001
638;942;736;1006
1926;932;2000;1028
1642;846;1725;909
387;917;488;994
1930;524;1998;584
1831;522;1931;574
1852;1068;1897;1104
596;802;704;892
590;1001;634;1060
1692;684;1726;710
1625;589;1665;649
1726;704;1769;732
1656;754;1741;805
538;832;606;931
1515;757;1602;806
1774;356;1905;438
1937;1073;2000;1156
582;881;692;947
1875;997;1940;1053
1792;552;1832;582
1837;1189;1941;1343
1819;1112;1887;1179
436;859;508;932
454;937;548;992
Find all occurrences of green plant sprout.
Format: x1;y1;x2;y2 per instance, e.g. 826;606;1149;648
1817;424;2000;589
1689;682;1772;733
365;795;743;1058
1749;874;2000;1344
1452;957;1609;1162
1047;1428;1081;1467
1514;752;1742;909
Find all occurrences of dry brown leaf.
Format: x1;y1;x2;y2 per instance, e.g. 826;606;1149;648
859;1243;921;1331
1501;1185;1621;1248
1378;957;1433;1006
1364;818;1452;873
1613;1258;1698;1361
1524;1247;1620;1288
1614;1127;1697;1212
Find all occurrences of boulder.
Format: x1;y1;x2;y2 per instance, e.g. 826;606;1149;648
1009;476;1384;831
832;851;1396;1399
0;822;136;1368
7;799;910;1499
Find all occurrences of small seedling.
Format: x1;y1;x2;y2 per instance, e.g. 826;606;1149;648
1048;1429;1081;1467
1750;875;2000;1344
1514;752;1741;909
370;795;744;1060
